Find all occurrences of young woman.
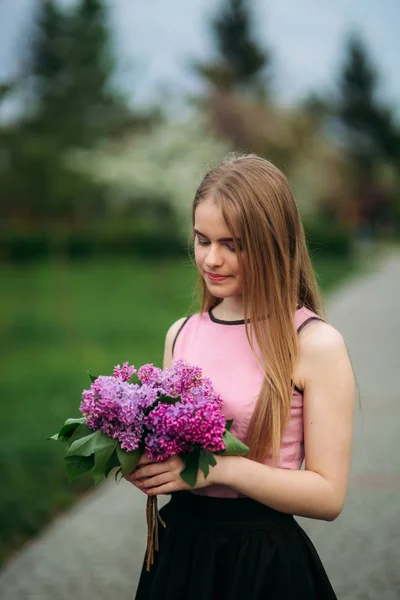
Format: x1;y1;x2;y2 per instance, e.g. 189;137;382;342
128;154;355;599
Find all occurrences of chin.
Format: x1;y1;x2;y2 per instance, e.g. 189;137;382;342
205;284;241;299
209;290;231;299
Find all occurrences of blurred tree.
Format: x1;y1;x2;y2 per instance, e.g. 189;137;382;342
196;0;270;97
338;33;400;173
29;0;127;146
373;105;400;167
67;0;131;141
29;0;66;121
337;33;400;234
338;33;379;176
0;0;127;228
0;80;17;105
301;91;332;123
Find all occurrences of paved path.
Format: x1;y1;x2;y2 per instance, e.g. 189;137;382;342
1;252;399;599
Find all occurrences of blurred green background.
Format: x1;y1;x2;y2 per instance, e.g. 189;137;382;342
0;0;399;567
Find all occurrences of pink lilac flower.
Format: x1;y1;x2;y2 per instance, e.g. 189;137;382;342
113;362;136;382
137;364;163;386
80;360;227;461
144;394;226;461
154;360;206;398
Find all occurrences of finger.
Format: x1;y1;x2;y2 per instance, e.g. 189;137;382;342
132;481;151;495
125;471;141;484
125;475;149;493
136;454;153;466
134;463;169;480
139;472;172;490
147;481;184;495
126;461;162;481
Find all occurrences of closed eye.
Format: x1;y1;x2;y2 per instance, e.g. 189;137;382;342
196;238;236;252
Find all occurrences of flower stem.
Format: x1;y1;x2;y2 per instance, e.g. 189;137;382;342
145;495;166;571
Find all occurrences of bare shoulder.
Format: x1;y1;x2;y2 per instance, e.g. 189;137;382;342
299;320;348;358
165;317;188;346
163;317;189;368
294;320;352;390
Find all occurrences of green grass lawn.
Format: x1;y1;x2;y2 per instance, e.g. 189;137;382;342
0;253;359;565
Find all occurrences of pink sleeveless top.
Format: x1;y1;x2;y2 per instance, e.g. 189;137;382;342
173;306;322;498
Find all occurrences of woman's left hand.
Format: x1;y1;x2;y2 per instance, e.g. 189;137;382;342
125;453;214;495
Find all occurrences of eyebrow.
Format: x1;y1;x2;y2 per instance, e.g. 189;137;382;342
194;228;240;243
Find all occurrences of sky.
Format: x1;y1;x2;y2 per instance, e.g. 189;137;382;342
0;0;399;119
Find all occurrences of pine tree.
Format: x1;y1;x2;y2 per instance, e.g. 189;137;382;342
338;33;400;170
1;0;125;224
66;0;123;139
336;33;400;236
338;34;378;166
30;0;68;126
197;0;270;95
29;0;125;146
215;0;268;82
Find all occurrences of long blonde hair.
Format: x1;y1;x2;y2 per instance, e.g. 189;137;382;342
192;153;325;463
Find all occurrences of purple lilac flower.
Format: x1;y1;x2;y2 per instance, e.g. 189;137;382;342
80;359;227;462
144;429;191;462
144;392;226;461
137;364;163;386
181;379;223;407
113;362;136;382
80;376;122;431
154;359;205;398
118;427;143;452
173;359;203;390
80;376;146;451
135;383;158;410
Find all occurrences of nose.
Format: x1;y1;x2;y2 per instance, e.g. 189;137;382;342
204;243;223;269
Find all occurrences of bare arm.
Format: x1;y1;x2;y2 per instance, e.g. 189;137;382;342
211;323;355;521
163;317;187;369
129;321;355;520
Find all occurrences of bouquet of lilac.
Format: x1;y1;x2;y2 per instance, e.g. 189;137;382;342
49;359;248;569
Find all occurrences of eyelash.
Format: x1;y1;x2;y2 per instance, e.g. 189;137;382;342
196;239;236;253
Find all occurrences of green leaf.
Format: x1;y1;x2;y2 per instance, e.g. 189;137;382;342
116;445;142;477
225;419;234;432
219;430;249;456
114;467;123;483
65;431;98;457
65;423;95;452
88;371;98;383
104;449;120;478
64;455;94;482
93;473;105;486
198;449;217;480
48;433;63;442
92;434;117;477
48;417;86;442
180;449;200;487
158;394;180;405
60;417;86;436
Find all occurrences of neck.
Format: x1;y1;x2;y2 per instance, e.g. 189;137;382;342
213;296;244;320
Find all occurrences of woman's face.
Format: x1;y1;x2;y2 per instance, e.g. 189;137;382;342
194;197;243;299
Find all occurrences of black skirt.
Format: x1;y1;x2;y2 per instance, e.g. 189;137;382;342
135;491;337;600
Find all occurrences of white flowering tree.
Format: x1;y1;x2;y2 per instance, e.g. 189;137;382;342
67;115;231;236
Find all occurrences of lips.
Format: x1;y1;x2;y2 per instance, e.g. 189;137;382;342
206;272;230;282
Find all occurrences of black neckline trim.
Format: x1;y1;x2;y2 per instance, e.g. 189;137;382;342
208;304;307;326
208;309;245;325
